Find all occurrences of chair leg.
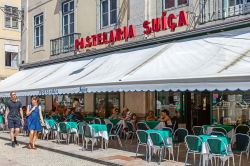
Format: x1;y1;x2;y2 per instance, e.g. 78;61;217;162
177;145;180;161
146;145;148;161
193;153;196;165
184;152;189;166
130;133;134;144
117;135;123;147
136;144;139;158
199;154;201;166
239;153;242;166
232;155;235;166
158;148;162;165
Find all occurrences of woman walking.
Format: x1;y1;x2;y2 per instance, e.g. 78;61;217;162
26;97;44;149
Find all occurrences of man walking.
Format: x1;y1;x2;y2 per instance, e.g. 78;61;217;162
5;91;24;147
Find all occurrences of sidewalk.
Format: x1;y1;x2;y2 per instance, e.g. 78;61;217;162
0;132;184;166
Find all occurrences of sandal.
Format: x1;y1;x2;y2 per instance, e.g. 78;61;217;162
32;144;37;150
27;143;32;149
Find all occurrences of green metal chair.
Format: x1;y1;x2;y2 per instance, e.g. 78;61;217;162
231;133;250;166
125;121;136;143
149;132;173;164
207;138;235;166
57;122;70;144
162;127;173;134
173;128;188;161
0;115;4;131
136;130;148;160
137;122;149;130
83;124;97;151
184;135;203;166
192;126;204;136
210;131;226;137
212;127;227;136
109;123;123;147
77;122;88;146
235;125;250;134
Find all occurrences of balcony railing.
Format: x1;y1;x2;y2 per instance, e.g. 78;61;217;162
50;33;81;56
199;0;250;24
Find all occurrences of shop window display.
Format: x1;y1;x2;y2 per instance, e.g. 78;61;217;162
212;92;250;125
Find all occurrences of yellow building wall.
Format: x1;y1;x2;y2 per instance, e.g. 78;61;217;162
0;0;21;79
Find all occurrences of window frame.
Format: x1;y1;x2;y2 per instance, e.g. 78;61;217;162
5;51;18;68
4;5;19;29
34;13;44;48
163;0;188;10
62;0;75;36
100;0;118;28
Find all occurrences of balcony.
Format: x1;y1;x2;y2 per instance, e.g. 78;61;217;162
199;1;250;24
50;33;81;56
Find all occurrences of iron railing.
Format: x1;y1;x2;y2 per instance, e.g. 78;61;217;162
50;33;81;56
199;0;250;24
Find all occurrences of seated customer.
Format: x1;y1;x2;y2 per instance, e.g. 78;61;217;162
109;108;120;120
130;113;138;129
146;110;157;121
159;109;172;127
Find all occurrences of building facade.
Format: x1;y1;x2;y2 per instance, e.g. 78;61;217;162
17;0;250;129
0;0;21;80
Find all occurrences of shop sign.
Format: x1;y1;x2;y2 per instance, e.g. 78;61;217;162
79;87;87;93
39;88;59;95
75;10;188;50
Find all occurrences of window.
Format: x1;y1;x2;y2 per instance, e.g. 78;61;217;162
178;0;188;5
5;52;18;68
229;0;243;6
4;6;18;29
101;0;117;27
62;0;74;49
34;13;44;48
164;0;188;9
95;93;120;118
62;0;74;36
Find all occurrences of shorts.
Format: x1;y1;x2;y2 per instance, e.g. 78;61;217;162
8;118;21;129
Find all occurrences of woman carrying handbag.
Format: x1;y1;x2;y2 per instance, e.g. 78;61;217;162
26;96;45;149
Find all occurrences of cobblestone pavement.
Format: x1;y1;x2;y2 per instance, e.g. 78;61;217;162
0;132;249;166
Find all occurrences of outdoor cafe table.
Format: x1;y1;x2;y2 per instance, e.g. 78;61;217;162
202;124;235;138
146;129;173;162
199;134;231;166
145;121;165;129
89;124;109;149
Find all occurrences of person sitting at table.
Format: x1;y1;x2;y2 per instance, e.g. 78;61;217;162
146;110;157;121
171;110;179;130
159;109;172;127
121;108;132;121
130;113;138;129
109;108;120;120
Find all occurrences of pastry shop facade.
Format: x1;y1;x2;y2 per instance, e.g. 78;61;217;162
1;3;250;130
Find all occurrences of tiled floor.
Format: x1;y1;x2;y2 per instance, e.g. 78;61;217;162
0;132;249;166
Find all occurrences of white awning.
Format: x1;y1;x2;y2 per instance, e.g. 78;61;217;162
1;27;250;97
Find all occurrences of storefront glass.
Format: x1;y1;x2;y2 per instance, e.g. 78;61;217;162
212;92;250;125
155;92;185;123
95;92;120;118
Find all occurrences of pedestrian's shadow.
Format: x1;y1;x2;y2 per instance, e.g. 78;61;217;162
4;143;28;149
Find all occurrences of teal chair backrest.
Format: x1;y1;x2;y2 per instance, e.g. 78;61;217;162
0;115;4;124
78;122;87;135
233;133;250;151
174;128;188;143
137;130;148;144
149;132;164;147
58;122;68;133
207;138;227;155
185;135;202;152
